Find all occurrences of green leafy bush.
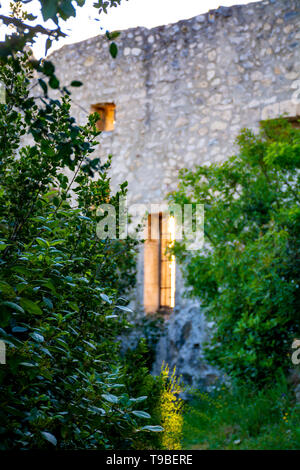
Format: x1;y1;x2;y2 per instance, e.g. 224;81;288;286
169;119;300;385
0;52;158;449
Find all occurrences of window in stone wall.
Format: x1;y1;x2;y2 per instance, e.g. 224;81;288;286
144;213;176;313
90;103;116;131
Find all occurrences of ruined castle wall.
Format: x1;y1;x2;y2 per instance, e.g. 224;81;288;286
51;0;300;205
51;0;300;387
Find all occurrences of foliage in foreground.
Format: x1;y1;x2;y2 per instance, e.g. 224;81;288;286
0;1;126;60
122;341;185;450
183;379;300;450
0;53;163;449
169;119;300;385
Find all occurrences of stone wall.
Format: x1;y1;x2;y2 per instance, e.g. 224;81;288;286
51;0;300;388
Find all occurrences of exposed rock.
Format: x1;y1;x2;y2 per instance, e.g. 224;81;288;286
152;302;219;391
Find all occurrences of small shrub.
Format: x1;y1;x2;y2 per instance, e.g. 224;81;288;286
160;363;184;450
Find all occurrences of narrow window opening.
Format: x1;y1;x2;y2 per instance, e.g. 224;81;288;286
144;213;176;313
90;102;116;131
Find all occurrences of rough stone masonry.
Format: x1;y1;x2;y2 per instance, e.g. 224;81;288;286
51;0;300;388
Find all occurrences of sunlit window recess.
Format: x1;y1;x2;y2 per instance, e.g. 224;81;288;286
144;213;176;313
90;103;116;131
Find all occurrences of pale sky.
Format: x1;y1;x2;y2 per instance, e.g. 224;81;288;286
0;0;261;58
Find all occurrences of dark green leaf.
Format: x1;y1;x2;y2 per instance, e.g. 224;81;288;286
38;78;48;95
132;410;151;419
41;431;57;446
30;332;44;343
140;425;164;432
20;299;43;316
41;0;58;21
1;301;24;314
109;42;118;59
49;75;60;89
70;81;83;87
101;393;119;404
